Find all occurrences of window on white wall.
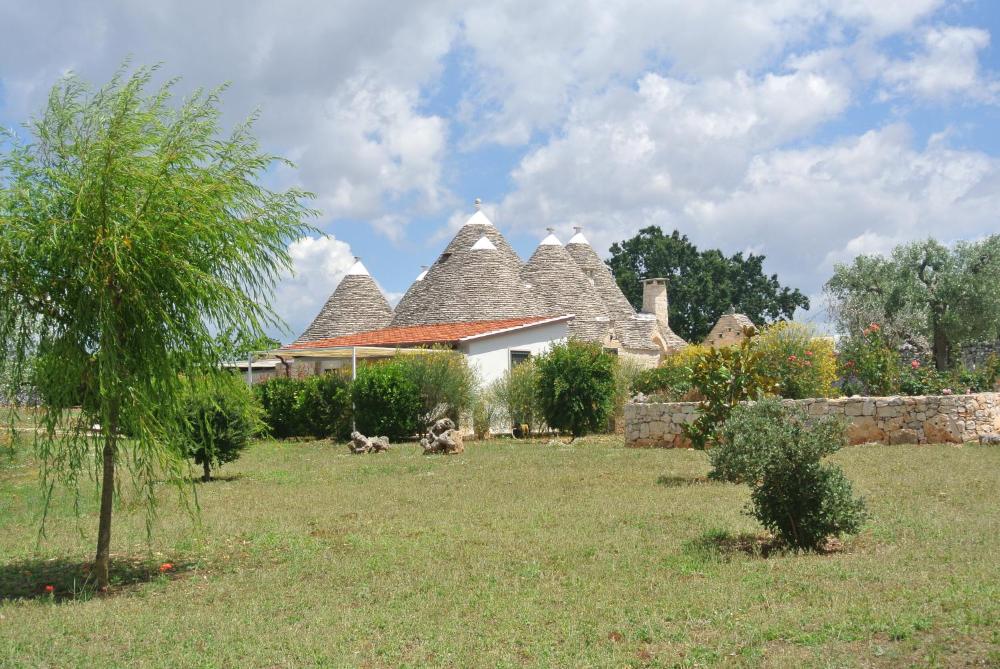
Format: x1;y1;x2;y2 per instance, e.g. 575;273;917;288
510;350;531;369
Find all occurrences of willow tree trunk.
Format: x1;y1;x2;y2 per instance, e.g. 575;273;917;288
202;459;212;483
94;427;117;590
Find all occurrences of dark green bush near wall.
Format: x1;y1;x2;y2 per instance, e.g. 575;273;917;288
535;341;616;439
253;377;305;439
298;373;353;441
352;360;423;440
710;398;867;550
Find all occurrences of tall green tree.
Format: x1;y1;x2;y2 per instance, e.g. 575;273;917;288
0;66;313;589
607;227;809;342
826;237;1000;370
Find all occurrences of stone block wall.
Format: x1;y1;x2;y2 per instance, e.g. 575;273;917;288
625;393;1000;448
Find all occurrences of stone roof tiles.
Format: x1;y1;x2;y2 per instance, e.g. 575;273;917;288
294;259;394;344
564;228;636;321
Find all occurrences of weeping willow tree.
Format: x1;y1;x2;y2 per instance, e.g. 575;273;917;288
0;65;314;589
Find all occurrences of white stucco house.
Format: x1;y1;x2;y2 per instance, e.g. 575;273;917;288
281;314;571;387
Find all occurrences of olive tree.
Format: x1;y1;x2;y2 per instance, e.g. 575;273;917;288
826;237;1000;370
0;66;313;589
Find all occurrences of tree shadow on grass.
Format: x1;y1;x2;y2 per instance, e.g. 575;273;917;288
684;529;847;560
186;472;244;484
0;556;192;603
656;474;715;487
685;529;786;559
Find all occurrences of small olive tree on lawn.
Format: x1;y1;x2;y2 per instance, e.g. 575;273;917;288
0;65;313;589
535;341;616;439
710;398;867;550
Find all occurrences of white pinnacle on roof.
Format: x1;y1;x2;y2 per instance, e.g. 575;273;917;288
539;227;562;246
470;235;497;251
415;266;428;281
568;226;589;245
345;257;370;276
463;210;494;227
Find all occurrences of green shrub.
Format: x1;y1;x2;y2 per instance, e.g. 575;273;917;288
490;360;545;435
610;355;646;431
957;353;1000;392
631;345;709;401
352;360;422;440
711;398;867;550
683;330;777;449
752;322;838;399
398;349;477;424
298;372;353;440
535;341;616;439
471;393;497;440
181;375;262;481
837;323;899;396
253;376;306;439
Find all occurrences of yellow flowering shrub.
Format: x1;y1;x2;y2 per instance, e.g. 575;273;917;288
751;321;838;399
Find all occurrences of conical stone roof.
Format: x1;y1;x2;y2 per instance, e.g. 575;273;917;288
295;259;394;343
565;227;636;321
521;231;610;342
392;266;430;326
391;234;544;326
440;209;522;267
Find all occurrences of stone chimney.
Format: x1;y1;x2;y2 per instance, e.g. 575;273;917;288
642;278;669;330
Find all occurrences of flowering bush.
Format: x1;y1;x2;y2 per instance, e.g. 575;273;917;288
752;322;838;399
837;323;899;396
898;359;950;396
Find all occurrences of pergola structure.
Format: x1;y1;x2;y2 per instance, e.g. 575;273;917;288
248;345;446;385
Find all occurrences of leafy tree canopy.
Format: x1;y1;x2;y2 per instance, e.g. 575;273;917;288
607;227;809;342
0;65;314;588
825;236;1000;370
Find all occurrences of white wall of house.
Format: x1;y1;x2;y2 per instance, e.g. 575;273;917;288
459;320;569;387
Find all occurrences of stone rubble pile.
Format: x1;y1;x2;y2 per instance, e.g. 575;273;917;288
420;418;465;455
349;431;390;454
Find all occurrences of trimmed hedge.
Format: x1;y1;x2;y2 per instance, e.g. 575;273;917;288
352;360;422;440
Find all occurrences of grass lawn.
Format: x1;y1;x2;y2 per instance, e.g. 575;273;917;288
1;436;998;667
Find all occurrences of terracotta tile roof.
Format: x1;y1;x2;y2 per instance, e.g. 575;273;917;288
284;315;570;350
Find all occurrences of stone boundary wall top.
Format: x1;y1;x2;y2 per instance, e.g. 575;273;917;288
624;393;1000;448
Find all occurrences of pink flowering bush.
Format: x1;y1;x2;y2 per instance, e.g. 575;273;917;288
837;323;899;396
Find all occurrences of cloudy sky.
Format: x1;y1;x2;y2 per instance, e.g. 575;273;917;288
2;1;999;341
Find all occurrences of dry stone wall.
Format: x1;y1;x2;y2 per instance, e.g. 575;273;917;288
625;393;1000;448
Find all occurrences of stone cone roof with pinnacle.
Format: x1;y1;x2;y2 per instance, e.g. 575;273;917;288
521;231;611;342
440;209;522;267
294;259;394;344
391;233;545;326
564;228;636;322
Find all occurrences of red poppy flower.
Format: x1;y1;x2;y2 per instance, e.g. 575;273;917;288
159;563;173;573
44;585;55;593
911;359;920;369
